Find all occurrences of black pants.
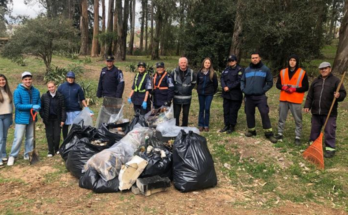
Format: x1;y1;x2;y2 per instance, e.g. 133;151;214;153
223;98;242;127
244;95;272;129
133;105;147;115
45;118;61;155
62;124;69;141
174;103;191;126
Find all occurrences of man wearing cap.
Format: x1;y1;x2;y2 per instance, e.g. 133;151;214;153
7;71;41;166
241;52;277;143
97;55;125;99
152;62;174;109
58;71;87;139
304;62;346;158
220;55;243;134
128;62;152;114
172;57;197;126
275;54;309;145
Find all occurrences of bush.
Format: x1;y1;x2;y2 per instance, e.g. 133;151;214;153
44;64;84;84
79;82;97;105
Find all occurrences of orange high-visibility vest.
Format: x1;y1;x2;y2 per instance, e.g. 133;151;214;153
153;72;169;90
279;68;306;104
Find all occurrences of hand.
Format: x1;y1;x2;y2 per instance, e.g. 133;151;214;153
85;107;94;116
303;108;310;113
141;101;147;110
281;85;288;91
286;87;296;93
334;92;340;99
60;122;64;127
32;105;41;111
164;101;171;107
128;97;132;104
224;87;229;92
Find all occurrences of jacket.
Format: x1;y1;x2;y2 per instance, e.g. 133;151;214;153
241;62;273;96
131;72;152;105
97;66;125;98
278;68;307;104
152;71;174;107
57;82;85;112
172;67;197;104
39;91;66;124
220;65;243;101
13;84;41;124
196;70;218;96
304;73;346;117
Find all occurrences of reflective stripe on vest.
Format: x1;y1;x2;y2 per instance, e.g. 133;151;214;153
279;68;305;104
153;72;169;90
134;73;147;93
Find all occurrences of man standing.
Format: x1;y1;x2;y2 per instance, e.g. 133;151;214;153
220;55;243;134
241;52;277;143
172;57;197;126
97;55;125;98
7;71;41;166
152;62;174;109
275;54;309;145
304;62;346;158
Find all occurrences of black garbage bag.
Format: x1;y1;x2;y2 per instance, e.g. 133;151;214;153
97;123;124;144
79;168;119;193
173;130;217;192
124;114;148;134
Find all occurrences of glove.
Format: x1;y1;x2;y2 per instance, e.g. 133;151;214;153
141;101;147;110
85;107;94;116
281;85;289;91
128;97;132;104
286;87;296;93
32;105;41;111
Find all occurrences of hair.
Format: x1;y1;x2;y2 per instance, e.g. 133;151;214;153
178;57;188;64
0;74;13;103
200;57;215;81
250;51;260;57
47;81;56;86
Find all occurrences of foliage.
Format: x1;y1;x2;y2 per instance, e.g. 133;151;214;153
128;63;155;76
79;81;97;105
44;64;84;84
1;16;79;73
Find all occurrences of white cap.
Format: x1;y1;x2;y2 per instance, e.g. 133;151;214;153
318;62;331;69
21;71;32;79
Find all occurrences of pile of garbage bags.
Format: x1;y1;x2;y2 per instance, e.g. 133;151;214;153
59;103;217;194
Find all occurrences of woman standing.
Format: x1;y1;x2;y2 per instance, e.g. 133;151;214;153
196;58;218;132
40;81;66;157
0;74;13;166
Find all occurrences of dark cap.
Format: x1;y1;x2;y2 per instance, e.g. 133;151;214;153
105;55;115;62
227;55;237;62
137;62;146;67
156;62;165;68
66;71;75;78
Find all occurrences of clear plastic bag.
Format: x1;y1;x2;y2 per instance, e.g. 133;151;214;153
96;97;123;128
145;104;174;127
72;107;93;127
156;118;200;137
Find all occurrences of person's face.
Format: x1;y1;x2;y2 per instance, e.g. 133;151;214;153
228;60;237;67
66;77;75;84
106;60;114;68
0;77;6;88
179;58;188;71
22;77;32;88
289;58;297;68
203;59;211;70
138;66;146;73
251;54;261;65
156;67;164;74
320;67;331;78
47;83;56;93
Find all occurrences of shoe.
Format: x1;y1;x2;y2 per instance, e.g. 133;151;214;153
56;151;60;155
47;154;53;158
2;157;7;162
294;138;301;146
7;156;15;166
275;134;283;140
220;125;230;133
324;150;335;158
245;130;257;137
265;132;277;144
226;126;235;134
199;127;204;132
204;128;209;132
24;155;29;160
0;161;3;166
307;141;314;146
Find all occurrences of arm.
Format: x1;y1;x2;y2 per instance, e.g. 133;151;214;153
220;71;226;88
190;71;197;90
240;71;246;92
263;69;273;92
39;94;45;119
96;71;103;98
296;73;309;93
14;91;34;111
227;68;243;89
304;81;314;109
115;70;125;98
213;73;218;94
337;82;346;102
60;95;66;126
167;74;175;103
276;73;282;90
78;86;87;107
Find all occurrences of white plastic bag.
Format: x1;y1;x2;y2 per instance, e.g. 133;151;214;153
72;107;93;127
156;118;200;137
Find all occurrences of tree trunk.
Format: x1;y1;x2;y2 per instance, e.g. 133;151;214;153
140;0;146;51
145;0;148;53
112;0;118;55
91;0;99;57
79;0;89;55
106;0;114;55
129;0;136;55
329;0;338;39
100;0;106;57
122;0;130;60
230;0;243;62
150;1;154;53
176;0;185;56
332;0;348;75
115;0;124;60
151;4;162;60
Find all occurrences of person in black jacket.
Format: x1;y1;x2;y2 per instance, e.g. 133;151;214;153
304;62;346;158
152;62;174;109
196;57;218;132
220;55;243;134
40;81;66;157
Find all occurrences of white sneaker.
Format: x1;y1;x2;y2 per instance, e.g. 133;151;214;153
7;156;15;166
56;151;60;155
0;161;3;166
47;154;53;157
24;155;29;160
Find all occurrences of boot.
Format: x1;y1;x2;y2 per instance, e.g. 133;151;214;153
294;138;301;146
324;150;335;158
245;130;257;137
275;133;283;140
265;132;277;144
226;126;235;134
220;125;230;133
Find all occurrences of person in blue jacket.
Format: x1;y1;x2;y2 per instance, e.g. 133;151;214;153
58;71;87;139
97;55;125;98
7;71;41;166
220;55;243;134
241;52;277;143
196;57;218;132
152;62;174;109
128;62;152;114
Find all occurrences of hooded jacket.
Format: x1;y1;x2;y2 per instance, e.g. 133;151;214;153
13;84;40;124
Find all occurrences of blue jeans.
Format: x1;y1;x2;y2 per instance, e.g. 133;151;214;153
9;122;34;158
0;114;12;160
198;95;213;128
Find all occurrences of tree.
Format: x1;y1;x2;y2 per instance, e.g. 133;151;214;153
229;0;243;62
100;0;106;56
332;0;348;75
79;0;89;55
91;0;99;57
106;0;114;55
0;0;12;37
2;17;78;73
139;0;146;51
115;0;129;60
128;0;136;55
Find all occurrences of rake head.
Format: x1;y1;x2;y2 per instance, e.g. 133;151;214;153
302;133;325;169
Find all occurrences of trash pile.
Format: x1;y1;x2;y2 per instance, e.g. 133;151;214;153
60;99;217;196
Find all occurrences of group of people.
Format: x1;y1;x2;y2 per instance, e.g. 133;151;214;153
0;52;346;167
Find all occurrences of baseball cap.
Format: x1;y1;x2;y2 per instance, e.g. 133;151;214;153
66;71;75;78
156;62;165;68
138;62;146;67
21;71;32;79
318;62;331;69
227;55;237;62
106;55;115;62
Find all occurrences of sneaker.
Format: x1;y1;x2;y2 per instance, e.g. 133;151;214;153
245;130;257;137
7;156;15;166
24;155;29;160
0;161;3;166
56;151;60;155
265;132;277;144
275;134;283;140
204;128;209;132
220;125;230;133
324;150;335;158
47;154;53;158
199;127;204;132
2;157;8;162
294;138;301;146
